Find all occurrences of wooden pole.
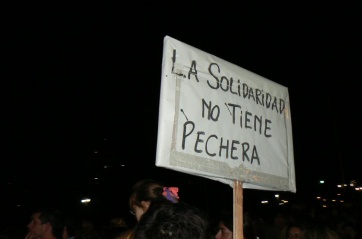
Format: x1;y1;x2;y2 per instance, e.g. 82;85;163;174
233;180;244;239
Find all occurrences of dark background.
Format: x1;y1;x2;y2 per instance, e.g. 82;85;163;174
2;2;361;235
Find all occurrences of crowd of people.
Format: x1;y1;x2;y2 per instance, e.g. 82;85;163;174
1;179;361;239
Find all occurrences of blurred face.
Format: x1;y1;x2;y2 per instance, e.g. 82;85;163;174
288;226;302;239
27;213;46;239
131;201;150;221
215;222;232;239
133;206;145;221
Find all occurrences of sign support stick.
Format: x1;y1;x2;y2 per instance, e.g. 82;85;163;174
233;180;244;239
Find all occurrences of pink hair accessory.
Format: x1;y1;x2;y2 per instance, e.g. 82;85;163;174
162;187;179;203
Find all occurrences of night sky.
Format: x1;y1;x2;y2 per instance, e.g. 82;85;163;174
3;2;361;233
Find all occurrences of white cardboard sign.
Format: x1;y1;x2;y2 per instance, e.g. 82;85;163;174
156;36;296;192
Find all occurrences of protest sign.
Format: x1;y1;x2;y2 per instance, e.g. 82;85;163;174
156;36;295;192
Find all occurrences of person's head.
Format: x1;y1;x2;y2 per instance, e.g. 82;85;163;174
133;201;208;239
27;207;65;239
105;217;129;239
129;179;179;221
287;224;303;239
214;210;233;239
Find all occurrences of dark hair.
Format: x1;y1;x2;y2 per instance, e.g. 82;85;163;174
34;207;65;239
134;201;208;239
129;179;176;210
218;210;233;232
